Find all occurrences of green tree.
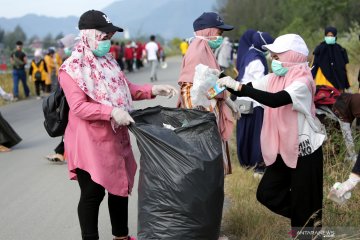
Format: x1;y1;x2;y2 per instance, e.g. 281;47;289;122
217;0;360;50
42;33;56;49
55;32;64;41
0;27;4;43
3;25;27;50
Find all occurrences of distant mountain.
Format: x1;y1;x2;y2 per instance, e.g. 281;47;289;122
0;0;218;39
103;0;218;38
0;14;78;38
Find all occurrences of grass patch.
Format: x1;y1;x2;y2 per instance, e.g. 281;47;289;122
0;72;35;106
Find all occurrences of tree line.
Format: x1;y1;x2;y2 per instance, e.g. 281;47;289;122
216;0;360;61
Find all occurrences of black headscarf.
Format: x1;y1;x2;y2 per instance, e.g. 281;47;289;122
325;26;337;36
311;26;349;90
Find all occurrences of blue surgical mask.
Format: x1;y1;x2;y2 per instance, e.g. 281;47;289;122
271;59;288;76
208;36;224;49
64;48;72;57
324;36;336;45
92;40;111;57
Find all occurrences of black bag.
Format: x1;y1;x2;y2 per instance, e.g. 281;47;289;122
34;71;42;81
42;86;69;137
129;106;224;240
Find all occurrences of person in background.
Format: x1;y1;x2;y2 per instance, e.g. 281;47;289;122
29;49;47;100
235;29;256;74
331;93;360;201
0;86;14;101
311;26;350;92
110;40;119;61
145;35;159;82
59;10;177;240
46;34;78;164
124;41;134;73
10;40;30;101
179;39;189;57
0;112;22;152
215;36;232;71
178;12;236;175
217;34;326;237
55;45;63;77
44;48;56;93
234;31;274;176
117;42;125;70
135;41;144;69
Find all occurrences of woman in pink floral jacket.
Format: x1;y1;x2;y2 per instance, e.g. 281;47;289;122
59;10;177;240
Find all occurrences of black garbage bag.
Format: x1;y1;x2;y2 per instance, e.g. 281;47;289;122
129;106;224;240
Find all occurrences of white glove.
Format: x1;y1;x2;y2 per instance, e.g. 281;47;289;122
152;85;178;98
225;97;241;120
28;76;32;81
217;76;241;91
335;173;360;198
111;108;134;126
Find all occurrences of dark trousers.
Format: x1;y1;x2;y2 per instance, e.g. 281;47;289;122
54;137;64;155
76;169;129;240
125;60;133;72
12;69;30;97
34;80;45;96
256;147;323;229
352;149;360;174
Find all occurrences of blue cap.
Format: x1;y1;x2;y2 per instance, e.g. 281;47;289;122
193;12;234;32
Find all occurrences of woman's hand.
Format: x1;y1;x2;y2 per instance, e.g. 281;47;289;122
111;108;134;126
152;85;178;98
225;97;241;120
335;173;360;198
217;76;241;91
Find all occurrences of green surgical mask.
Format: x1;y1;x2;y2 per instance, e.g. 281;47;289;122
208;36;224;49
271;59;288;76
92;40;111;57
64;48;72;57
324;36;336;45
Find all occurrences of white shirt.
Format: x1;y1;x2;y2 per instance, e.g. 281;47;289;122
145;41;159;61
252;76;326;156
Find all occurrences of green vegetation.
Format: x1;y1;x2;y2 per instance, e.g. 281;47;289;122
216;0;359;48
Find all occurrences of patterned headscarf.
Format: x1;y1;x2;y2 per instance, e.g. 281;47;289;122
60;29;133;111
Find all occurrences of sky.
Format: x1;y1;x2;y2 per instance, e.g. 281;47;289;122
0;0;117;18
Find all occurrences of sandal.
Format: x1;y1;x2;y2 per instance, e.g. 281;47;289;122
113;236;136;240
45;153;66;164
0;145;11;152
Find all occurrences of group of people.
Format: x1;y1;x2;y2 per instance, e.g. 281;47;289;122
8;37;72;101
110;36;166;82
1;8;359;240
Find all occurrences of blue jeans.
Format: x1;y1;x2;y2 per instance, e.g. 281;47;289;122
12;69;30;97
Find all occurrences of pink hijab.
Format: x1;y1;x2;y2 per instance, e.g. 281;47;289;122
178;28;234;141
60;29;133;111
261;50;315;168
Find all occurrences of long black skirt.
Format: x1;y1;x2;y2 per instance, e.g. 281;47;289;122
0;112;22;148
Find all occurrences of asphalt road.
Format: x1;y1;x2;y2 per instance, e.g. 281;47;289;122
0;56;182;239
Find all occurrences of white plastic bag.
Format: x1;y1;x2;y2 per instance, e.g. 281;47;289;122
190;64;221;108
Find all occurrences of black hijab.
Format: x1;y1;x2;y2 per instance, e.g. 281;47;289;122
311;26;350;90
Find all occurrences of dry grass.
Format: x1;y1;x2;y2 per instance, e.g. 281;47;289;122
0;72;35;106
222;135;290;240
